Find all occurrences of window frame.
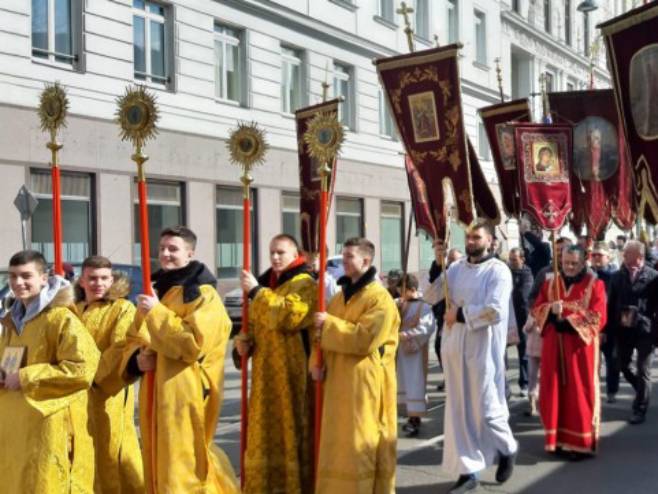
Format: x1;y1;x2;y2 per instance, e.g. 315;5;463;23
132;0;170;86
378;0;395;22
281;45;304;114
564;0;572;46
478;121;491;161
335;196;364;252
378;90;396;139
474;10;487;66
333;62;354;129
214;23;244;104
544;0;552;34
380;201;404;273
413;0;430;40
31;0;82;70
447;0;458;44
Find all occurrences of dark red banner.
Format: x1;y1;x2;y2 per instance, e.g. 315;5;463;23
548;89;635;238
376;44;474;235
514;124;573;231
467;139;501;225
295;99;340;253
600;4;658;224
479;99;531;217
405;154;440;240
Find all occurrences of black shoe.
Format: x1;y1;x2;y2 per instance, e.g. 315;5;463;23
402;418;420;437
437;381;445;391
448;475;479;494
606;394;617;404
629;413;646;425
496;450;517;483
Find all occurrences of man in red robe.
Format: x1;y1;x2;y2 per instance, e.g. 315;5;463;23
532;245;607;457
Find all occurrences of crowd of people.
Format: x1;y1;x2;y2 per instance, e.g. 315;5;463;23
0;220;657;494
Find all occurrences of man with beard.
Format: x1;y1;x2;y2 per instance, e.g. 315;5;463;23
531;246;607;456
425;221;517;493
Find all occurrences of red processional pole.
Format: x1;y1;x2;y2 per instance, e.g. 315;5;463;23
303;111;344;477
38;83;69;275
227;122;268;489
116;85;160;493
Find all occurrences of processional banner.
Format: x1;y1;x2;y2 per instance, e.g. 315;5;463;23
548;89;635;237
600;3;658;223
295;98;340;253
514;124;573;231
479;99;531;218
375;44;474;239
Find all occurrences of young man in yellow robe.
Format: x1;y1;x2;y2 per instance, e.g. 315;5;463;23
237;233;317;494
313;237;400;494
0;250;100;493
121;226;238;494
75;255;144;493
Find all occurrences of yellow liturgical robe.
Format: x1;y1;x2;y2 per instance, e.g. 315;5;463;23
75;276;144;493
121;277;238;494
243;265;317;494
0;283;100;493
315;270;400;494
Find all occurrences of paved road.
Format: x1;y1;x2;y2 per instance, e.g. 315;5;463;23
214;345;658;494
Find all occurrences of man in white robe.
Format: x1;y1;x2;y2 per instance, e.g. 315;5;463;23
425;220;518;494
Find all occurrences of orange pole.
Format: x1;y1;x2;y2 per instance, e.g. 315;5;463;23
51;164;64;275
240;188;251;488
314;177;329;475
137;175;157;493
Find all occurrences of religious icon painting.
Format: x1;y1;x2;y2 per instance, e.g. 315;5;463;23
0;346;26;375
514;123;573;231
630;44;658;141
573;116;619;181
408;91;441;143
496;124;517;171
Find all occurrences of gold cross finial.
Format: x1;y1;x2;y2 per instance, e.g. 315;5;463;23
397;1;415;53
322;61;330;102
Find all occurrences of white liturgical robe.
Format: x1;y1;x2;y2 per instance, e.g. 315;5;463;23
425;256;517;476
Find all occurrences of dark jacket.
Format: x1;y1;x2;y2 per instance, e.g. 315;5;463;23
607;264;658;339
510;264;533;329
522;231;551;277
428;261;446;332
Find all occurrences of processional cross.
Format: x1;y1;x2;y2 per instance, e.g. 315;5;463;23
396;1;415;52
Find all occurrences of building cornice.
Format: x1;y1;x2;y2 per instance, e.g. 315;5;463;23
501;10;609;82
214;0;398;59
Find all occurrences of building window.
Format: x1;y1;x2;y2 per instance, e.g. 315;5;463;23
335;197;363;253
379;91;396;138
544;71;555;92
333;62;354;128
512;0;521;13
215;23;243;103
31;0;79;66
216;186;257;279
380;202;403;273
30;170;94;264
133;0;169;85
378;0;394;22
474;10;486;65
544;0;551;33
133;180;184;273
478;122;491;160
564;0;572;45
281;46;303;113
583;13;590;56
414;0;430;39
282;192;301;241
566;80;575;91
447;0;458;43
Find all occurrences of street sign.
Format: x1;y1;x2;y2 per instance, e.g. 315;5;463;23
13;185;39;221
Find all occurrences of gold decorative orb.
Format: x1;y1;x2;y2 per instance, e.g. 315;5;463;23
116;85;159;148
38;82;69;134
227;122;268;171
303;111;344;165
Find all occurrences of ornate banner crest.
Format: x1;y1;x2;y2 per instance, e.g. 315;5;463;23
514;124;573;231
548;89;635;237
600;3;658;224
295;99;341;253
479;99;531;217
375;44;474;234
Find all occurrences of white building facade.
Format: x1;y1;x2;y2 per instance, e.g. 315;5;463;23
0;0;628;289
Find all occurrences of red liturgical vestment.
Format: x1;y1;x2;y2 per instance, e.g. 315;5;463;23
532;271;607;453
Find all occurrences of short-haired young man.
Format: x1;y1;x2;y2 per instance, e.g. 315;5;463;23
0;250;100;492
121;226;238;493
75;255;144;493
313;237;400;493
